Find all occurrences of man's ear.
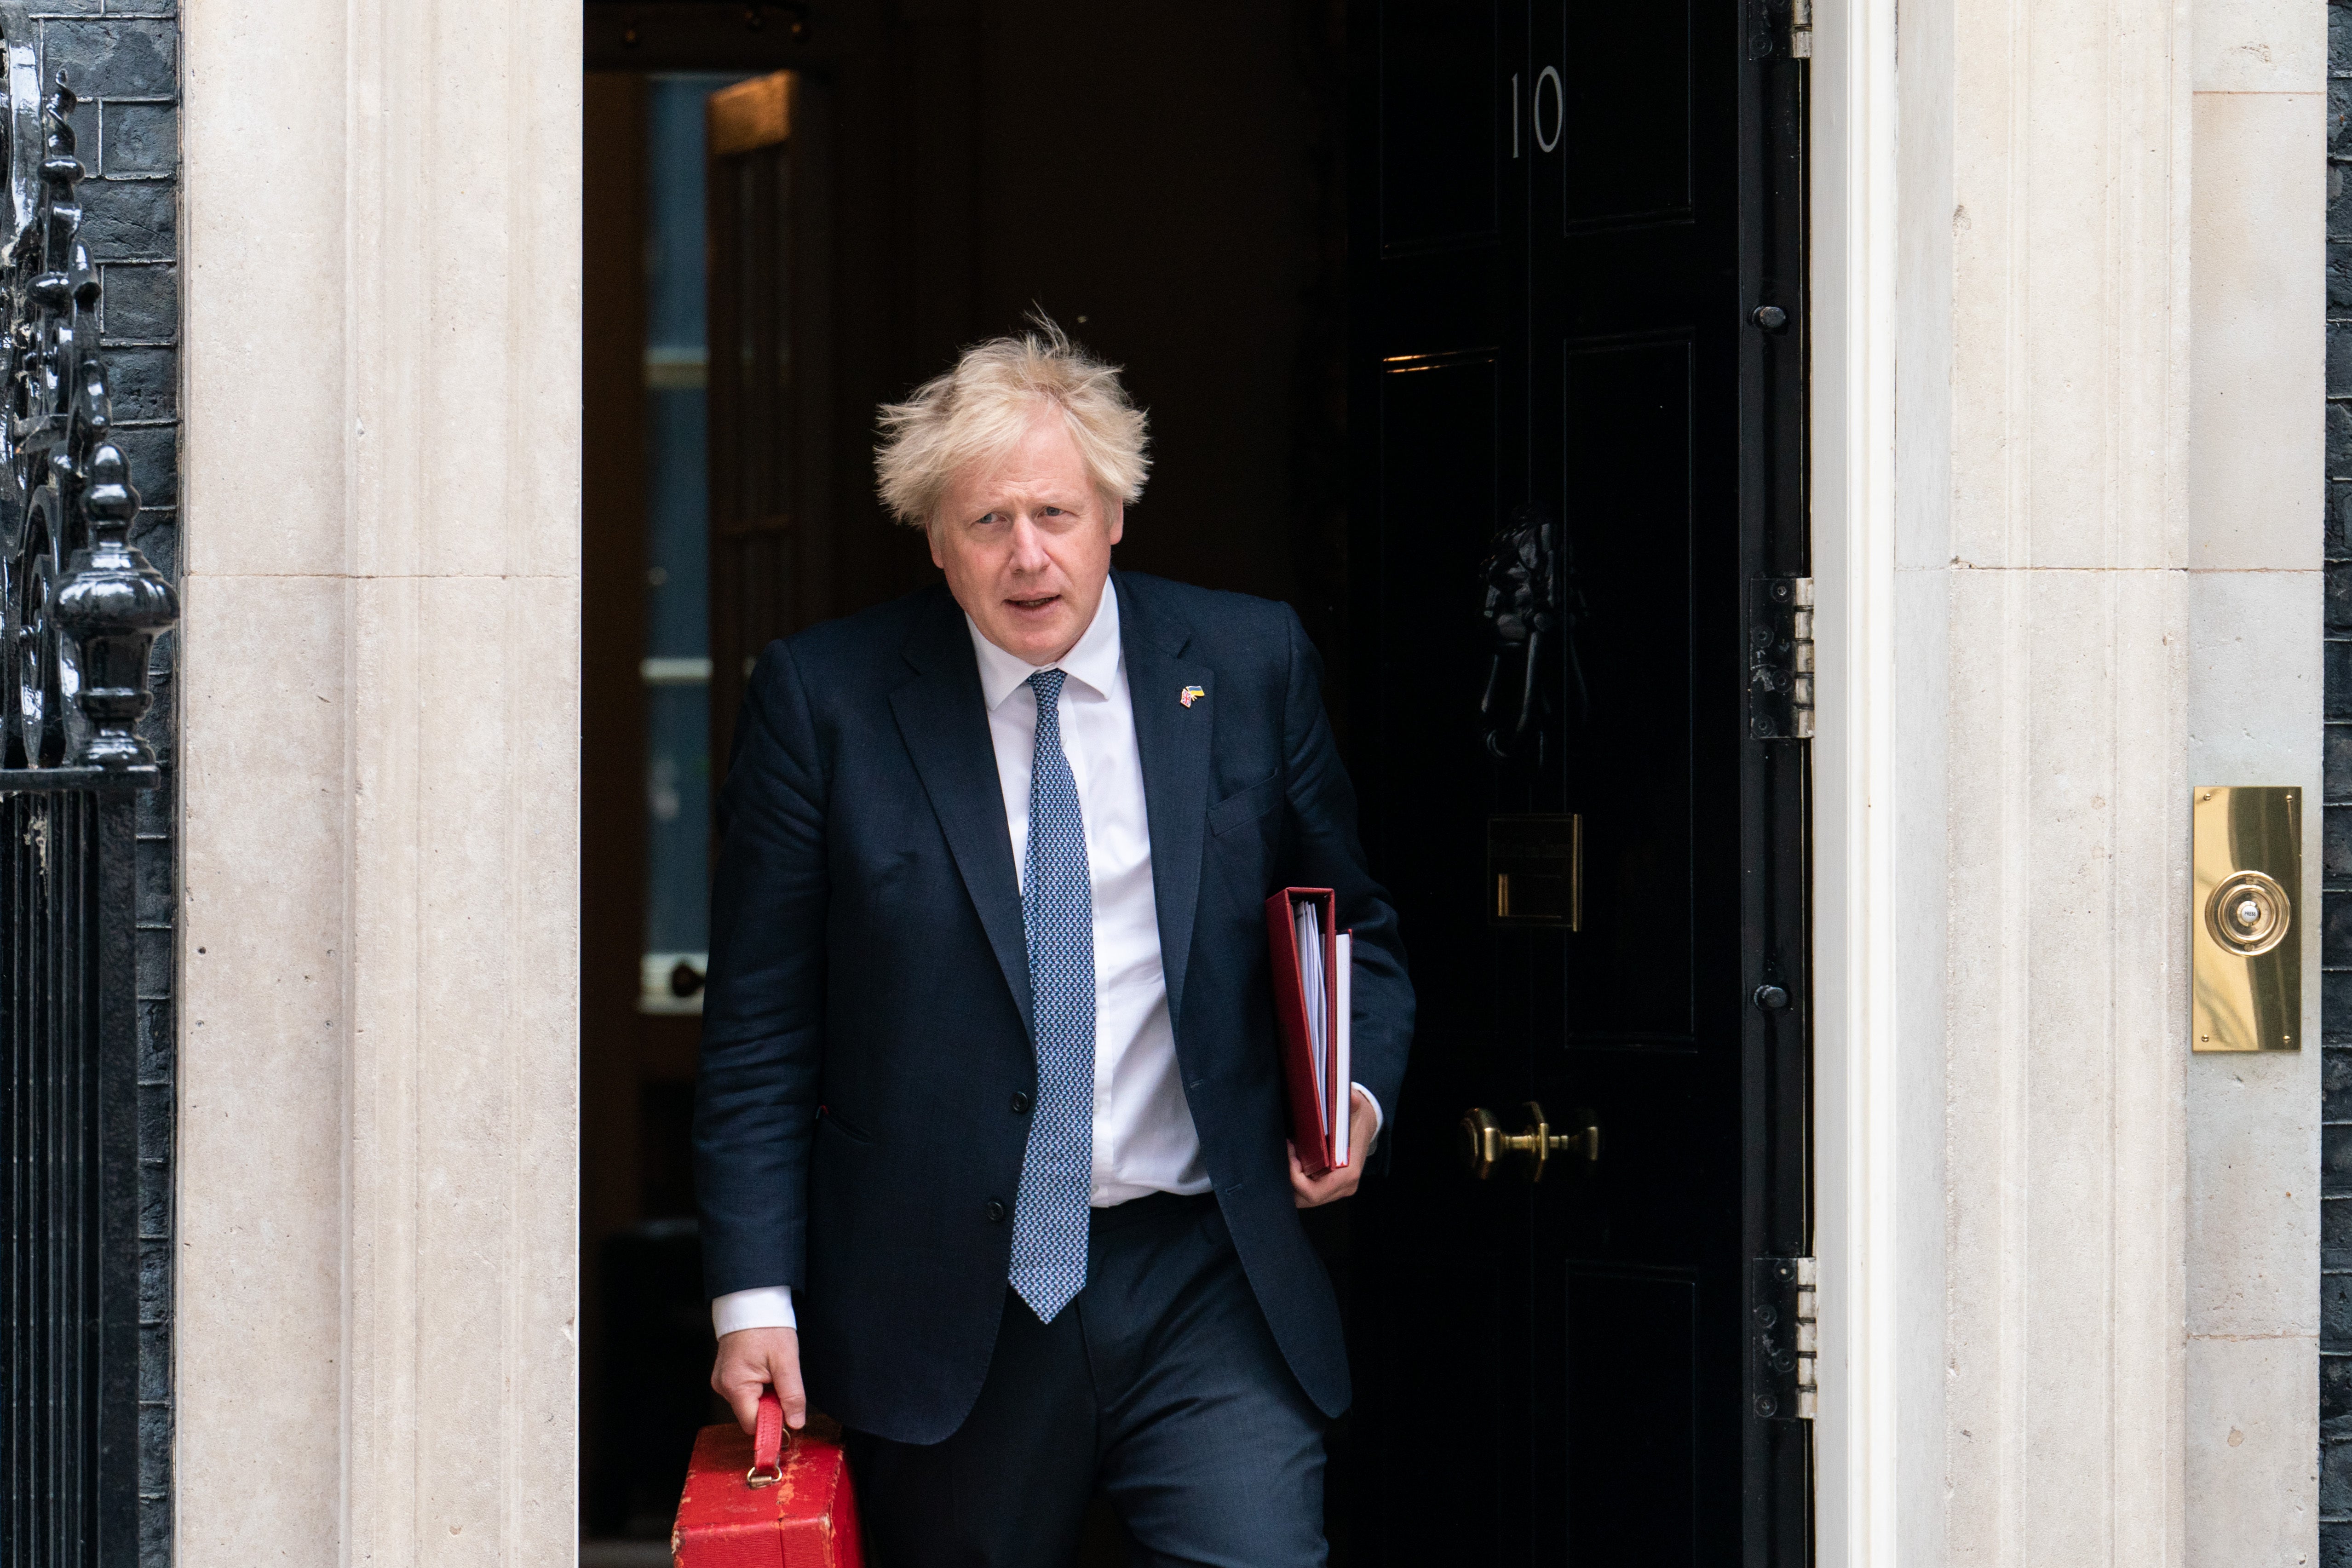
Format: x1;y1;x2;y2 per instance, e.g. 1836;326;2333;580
926;518;946;569
1105;500;1125;548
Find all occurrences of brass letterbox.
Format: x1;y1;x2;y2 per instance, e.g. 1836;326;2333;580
2191;785;2301;1053
1488;815;1581;930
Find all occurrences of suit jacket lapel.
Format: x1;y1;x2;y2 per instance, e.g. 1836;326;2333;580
889;592;1034;1038
1117;573;1213;1031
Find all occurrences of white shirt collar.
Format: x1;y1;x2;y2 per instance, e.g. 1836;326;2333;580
966;581;1124;711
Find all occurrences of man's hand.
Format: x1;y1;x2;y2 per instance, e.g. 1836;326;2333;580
1289;1087;1380;1208
712;1326;806;1435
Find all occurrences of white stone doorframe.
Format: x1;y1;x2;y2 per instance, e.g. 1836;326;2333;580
168;0;2322;1559
1806;0;2325;1564
1805;0;1902;1558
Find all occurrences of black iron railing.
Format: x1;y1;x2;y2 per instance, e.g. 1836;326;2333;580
0;38;178;1568
4;780;141;1565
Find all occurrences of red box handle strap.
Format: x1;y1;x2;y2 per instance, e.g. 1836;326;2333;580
748;1392;791;1489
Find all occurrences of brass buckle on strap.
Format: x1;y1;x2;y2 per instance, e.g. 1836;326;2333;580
746;1427;792;1489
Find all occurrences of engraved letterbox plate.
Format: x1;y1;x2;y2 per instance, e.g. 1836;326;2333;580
2191;785;2301;1053
1488;815;1580;930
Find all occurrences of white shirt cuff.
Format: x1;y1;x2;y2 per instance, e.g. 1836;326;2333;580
1351;1083;1384;1149
713;1285;796;1337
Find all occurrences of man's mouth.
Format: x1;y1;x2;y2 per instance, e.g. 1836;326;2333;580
1006;594;1061;614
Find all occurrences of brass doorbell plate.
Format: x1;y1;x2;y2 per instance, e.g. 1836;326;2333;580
2192;786;2301;1053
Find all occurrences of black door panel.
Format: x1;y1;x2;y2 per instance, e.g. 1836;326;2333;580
1348;0;1809;1561
1378;0;1504;252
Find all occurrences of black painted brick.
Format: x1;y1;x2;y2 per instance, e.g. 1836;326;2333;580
43;20;176;98
109;345;173;422
2332;643;2352;720
81;176;173;260
2331;1432;2352;1521
138;1497;167;1565
2330;974;2352;1042
136;997;169;1077
104;101;173;177
2330;723;2352;788
136;1236;167;1321
138;1160;167;1239
99;260;174;341
2331;239;2352;312
136;1076;169;1160
2331;1199;2352;1270
131;509;176;584
135;925;170;995
2329;803;2352;880
2330;482;2352;557
138;1321;168;1404
2329;1047;2352;1123
135;837;169;926
2331;1126;2352;1198
116;423;173;505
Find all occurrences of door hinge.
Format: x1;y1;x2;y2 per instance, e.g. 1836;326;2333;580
1748;577;1814;741
1752;1256;1817;1421
1745;0;1814;59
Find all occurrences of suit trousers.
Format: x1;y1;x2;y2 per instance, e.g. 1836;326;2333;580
843;1190;1328;1568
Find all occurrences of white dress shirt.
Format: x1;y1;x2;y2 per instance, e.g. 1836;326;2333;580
713;587;1377;1337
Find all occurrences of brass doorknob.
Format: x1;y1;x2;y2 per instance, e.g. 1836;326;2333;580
1459;1101;1600;1182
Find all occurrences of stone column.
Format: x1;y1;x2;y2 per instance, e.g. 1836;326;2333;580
175;1;581;1562
2180;0;2324;1559
1840;0;2197;1558
1934;0;2194;1557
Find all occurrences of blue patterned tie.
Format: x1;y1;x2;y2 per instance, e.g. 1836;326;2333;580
1008;668;1095;1322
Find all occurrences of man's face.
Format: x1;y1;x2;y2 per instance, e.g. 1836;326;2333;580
930;407;1123;666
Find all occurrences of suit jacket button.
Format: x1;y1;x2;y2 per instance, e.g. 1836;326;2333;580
1011;1091;1032;1114
985;1199;1008;1223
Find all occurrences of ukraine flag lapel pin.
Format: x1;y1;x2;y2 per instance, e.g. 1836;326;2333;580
1179;684;1206;708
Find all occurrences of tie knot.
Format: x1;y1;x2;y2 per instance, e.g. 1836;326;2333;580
1027;668;1067;705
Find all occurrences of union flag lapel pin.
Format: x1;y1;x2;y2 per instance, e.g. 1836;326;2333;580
1180;685;1206;708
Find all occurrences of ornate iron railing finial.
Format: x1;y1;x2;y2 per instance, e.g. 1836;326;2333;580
0;64;178;773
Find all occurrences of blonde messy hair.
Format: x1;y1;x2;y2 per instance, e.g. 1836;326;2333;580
874;314;1151;529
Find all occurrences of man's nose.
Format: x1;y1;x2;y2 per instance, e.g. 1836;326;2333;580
1006;516;1052;573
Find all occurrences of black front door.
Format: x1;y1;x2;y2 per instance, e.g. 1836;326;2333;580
1345;4;1811;1563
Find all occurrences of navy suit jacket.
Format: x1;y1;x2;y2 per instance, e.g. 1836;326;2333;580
691;569;1414;1444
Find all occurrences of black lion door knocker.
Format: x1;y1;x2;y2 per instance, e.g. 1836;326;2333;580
1478;504;1588;763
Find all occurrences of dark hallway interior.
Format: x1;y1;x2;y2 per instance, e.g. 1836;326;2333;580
577;3;1352;1555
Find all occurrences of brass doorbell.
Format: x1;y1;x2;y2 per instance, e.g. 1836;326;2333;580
2191;786;2301;1053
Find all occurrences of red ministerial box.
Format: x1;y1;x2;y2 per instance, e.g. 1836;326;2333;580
673;1397;864;1568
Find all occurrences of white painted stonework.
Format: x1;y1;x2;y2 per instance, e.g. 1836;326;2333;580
1812;0;2323;1561
161;0;2322;1559
176;1;583;1563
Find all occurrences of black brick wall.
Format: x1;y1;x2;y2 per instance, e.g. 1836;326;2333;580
24;2;181;1561
2327;2;2352;1560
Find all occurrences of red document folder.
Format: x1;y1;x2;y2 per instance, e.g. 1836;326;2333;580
1265;887;1351;1178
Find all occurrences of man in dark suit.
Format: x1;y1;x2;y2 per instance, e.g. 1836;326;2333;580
694;318;1413;1565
